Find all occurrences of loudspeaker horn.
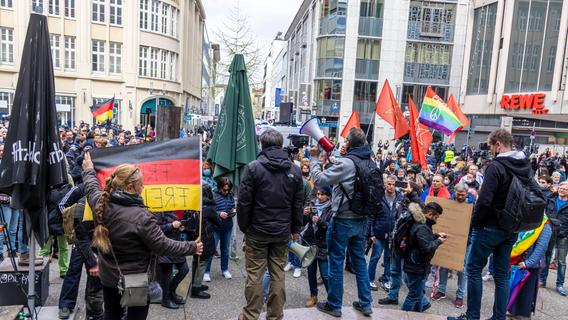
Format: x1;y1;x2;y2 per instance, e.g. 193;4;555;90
299;118;335;153
288;241;317;268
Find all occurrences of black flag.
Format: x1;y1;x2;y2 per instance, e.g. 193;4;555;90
0;14;67;244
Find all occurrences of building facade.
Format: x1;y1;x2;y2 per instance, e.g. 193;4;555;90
459;0;568;149
280;0;469;144
0;0;205;130
262;32;286;122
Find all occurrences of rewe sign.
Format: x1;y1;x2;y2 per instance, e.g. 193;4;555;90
500;93;549;114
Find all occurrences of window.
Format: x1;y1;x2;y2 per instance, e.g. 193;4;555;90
0;0;13;9
408;1;455;42
55;95;75;126
405;42;452;84
65;0;75;18
92;0;105;23
0;91;14;114
319;0;348;35
160;50;167;79
92;40;105;72
317;37;345;59
356;38;381;60
139;46;148;76
161;3;169;34
32;0;43;13
151;0;159;32
170;52;177;81
170;7;178;37
421;7;444;37
109;42;122;73
315;79;342;101
466;3;497;95
48;0;59;15
354;81;377;102
110;0;122;25
50;34;61;69
64;36;76;70
140;0;149;29
360;0;382;18
150;48;158;77
505;0;562;92
0;27;14;64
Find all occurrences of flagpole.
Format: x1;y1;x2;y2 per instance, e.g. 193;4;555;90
27;211;36;320
365;113;375;142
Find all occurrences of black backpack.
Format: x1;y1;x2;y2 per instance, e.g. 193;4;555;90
392;212;415;257
496;162;546;232
340;155;384;217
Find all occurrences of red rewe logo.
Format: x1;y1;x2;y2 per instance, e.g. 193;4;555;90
500;93;549;114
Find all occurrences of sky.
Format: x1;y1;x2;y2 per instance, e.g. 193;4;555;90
202;0;303;80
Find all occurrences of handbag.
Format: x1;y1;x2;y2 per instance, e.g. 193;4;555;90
109;244;151;308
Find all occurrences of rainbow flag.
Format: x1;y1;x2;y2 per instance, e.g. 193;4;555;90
510;215;549;264
418;87;463;136
91;97;114;124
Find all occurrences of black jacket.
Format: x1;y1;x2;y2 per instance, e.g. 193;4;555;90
157;212;187;264
237;147;304;237
547;197;568;238
302;201;333;260
48;184;75;236
201;196;222;259
472;151;531;229
369;191;404;240
404;203;442;275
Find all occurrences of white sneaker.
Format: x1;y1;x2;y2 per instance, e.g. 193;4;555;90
369;282;378;291
284;262;294;272
293;268;301;278
482;274;494;281
203;273;211;282
223;270;232;279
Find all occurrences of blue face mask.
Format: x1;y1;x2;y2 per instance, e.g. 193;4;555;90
439;168;447;174
203;169;212;177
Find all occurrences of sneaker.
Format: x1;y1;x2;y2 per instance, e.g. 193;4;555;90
557;286;567;296
352;301;372;317
293;268;302;278
203;273;211;282
284;262;294;272
431;291;446;301
316;302;341;317
448;313;468;320
305;296;318;308
378;297;398;305
380;281;391;292
223;270;232;279
454;298;464;308
369;282;378;291
58;307;71;319
482;274;494;281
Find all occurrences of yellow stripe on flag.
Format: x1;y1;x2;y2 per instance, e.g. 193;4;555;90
95;110;113;123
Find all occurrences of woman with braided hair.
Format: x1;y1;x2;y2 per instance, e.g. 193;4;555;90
81;153;203;320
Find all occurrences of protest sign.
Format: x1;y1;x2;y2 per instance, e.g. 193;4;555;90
426;196;473;271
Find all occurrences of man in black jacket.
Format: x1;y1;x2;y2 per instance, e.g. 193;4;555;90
237;129;304;320
450;129;530;320
402;202;447;312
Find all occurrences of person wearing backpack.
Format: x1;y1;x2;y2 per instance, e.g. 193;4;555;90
309;128;382;317
402;202;447;312
449;129;539;320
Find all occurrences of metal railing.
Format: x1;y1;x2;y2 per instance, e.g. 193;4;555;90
404;62;450;85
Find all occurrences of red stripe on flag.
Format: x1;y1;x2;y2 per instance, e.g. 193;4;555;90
96;159;201;186
92;101;114;117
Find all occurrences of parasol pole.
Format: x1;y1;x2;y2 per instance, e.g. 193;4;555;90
26;211;36;320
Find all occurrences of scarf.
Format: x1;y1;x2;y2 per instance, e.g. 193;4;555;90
428;184;451;199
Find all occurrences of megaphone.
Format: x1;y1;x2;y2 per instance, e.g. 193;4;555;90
300;118;335;153
288;241;317;268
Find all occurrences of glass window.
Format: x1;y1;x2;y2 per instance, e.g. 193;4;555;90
151;0;159;32
140;0;149;29
139;46;148;76
48;0;59;15
354;81;377;102
92;40;105;72
408;1;456;42
32;0;43;13
170;53;177;81
505;0;562;92
0;91;14;114
65;0;75;18
170;8;178;37
55;95;75;127
315;79;342;101
405;42;452;84
50;34;61;69
0;0;13;9
160;50;167;79
317;37;345;59
401;84;448;107
110;0;122;25
109;42;121;74
319;0;347;35
150;48;158;77
0;27;14;64
466;3;497;95
360;0;382;18
161;3;169;34
64;36;75;70
92;0;105;23
356;38;381;60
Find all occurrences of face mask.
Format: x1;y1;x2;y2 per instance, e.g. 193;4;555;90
398;175;405;179
302;172;310;177
439;168;447;174
444;180;450;185
203;169;212;177
538;183;547;189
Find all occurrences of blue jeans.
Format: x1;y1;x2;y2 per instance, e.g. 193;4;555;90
466;228;517;320
326;217;372;310
388;253;429;307
59;247;85;309
0;205;20;253
263;269;270;301
438;268;466;299
402;272;427;312
556;236;568;287
206;227;233;273
368;238;391;283
288;240;302;269
308;258;329;296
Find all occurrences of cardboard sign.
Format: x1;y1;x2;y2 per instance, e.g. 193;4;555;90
426;196;473;271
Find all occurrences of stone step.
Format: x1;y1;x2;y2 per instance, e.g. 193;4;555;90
258;307;446;320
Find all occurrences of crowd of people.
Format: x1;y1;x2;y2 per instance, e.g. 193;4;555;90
0;119;567;320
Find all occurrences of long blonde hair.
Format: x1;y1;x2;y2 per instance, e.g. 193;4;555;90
92;164;142;254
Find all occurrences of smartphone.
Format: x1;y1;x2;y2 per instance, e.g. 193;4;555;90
395;181;408;189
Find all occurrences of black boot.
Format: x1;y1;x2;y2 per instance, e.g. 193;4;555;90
190;288;210;299
198;284;208;291
170;293;185;305
161;299;179;309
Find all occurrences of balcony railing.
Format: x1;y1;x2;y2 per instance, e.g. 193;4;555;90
353;101;375;124
355;59;380;80
358;17;383;38
319;15;347;35
407;21;455;42
316;58;344;78
315;100;341;117
404;62;450;85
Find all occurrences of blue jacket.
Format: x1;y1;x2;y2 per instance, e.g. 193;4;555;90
214;191;235;232
523;223;553;269
368;191;403;240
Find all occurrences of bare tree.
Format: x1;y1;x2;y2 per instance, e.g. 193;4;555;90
213;2;263;86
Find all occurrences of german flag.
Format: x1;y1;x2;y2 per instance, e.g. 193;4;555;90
91;97;114;124
89;138;201;212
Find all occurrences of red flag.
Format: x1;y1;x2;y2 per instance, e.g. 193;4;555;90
340;111;361;138
409;96;432;169
375;79;409;140
447;94;469;142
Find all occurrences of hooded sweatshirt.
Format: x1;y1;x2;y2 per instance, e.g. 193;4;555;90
472;151;531;229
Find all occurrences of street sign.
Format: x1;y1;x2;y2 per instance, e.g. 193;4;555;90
184;114;192;121
331;102;339;113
